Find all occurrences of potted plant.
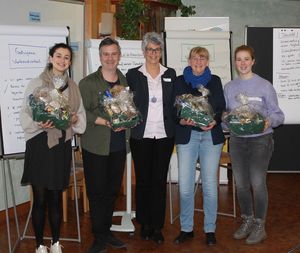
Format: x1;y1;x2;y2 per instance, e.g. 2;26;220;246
114;0;196;40
115;0;149;40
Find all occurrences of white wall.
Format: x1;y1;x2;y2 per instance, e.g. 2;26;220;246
0;0;84;211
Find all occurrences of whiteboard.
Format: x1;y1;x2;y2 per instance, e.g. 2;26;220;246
165;30;232;86
86;39;145;74
0;25;68;156
165;17;230;32
273;28;300;124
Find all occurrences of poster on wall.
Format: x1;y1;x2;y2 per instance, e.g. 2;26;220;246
87;39;145;75
273;28;300;124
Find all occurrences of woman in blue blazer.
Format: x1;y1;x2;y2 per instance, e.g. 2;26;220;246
173;46;225;246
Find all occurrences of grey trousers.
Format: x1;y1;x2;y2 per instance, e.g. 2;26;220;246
229;134;274;219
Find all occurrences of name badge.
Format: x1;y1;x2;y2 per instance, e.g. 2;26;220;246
163;78;171;82
248;96;262;102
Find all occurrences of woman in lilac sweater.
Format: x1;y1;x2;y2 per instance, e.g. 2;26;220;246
224;45;284;245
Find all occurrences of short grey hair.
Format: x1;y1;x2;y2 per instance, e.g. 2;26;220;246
141;32;164;52
99;37;121;55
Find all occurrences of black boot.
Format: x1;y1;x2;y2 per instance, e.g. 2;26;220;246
151;229;164;244
174;231;194;244
140;224;153;240
206;232;216;246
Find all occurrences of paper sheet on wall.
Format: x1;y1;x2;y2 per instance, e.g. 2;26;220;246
273;28;300;124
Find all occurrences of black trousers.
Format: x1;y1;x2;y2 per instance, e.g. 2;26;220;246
130;137;174;229
82;149;126;239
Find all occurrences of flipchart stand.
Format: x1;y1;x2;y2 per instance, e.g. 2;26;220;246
110;152;136;233
287;244;300;253
1;156;21;253
21;148;81;242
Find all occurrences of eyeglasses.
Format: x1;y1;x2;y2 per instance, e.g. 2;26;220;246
145;47;162;54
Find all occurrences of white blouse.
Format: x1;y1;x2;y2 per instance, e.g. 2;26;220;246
138;64;167;139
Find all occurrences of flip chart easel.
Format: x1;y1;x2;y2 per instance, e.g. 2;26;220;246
1;156;22;253
0;25;82;250
110;152;135;232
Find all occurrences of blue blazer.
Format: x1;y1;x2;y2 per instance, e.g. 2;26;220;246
174;75;225;145
126;66;177;139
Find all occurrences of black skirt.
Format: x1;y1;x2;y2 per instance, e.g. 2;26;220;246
21;131;72;190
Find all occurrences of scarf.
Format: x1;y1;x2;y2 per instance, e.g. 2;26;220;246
39;68;81;148
183;66;212;89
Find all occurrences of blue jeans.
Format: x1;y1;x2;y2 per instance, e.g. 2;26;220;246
177;130;223;233
229;134;274;220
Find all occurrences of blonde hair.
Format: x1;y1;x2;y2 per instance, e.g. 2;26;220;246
189;47;210;60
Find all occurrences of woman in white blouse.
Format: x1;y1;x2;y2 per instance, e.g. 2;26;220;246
126;32;176;244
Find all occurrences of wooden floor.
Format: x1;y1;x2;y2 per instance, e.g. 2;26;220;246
1;173;300;253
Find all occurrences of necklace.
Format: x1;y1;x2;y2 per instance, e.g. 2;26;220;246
151;95;157;103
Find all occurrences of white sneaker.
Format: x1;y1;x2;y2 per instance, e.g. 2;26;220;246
36;245;48;253
49;241;63;253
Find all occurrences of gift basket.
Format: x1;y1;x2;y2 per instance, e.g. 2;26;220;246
99;85;141;130
175;86;214;127
223;94;265;135
29;82;72;130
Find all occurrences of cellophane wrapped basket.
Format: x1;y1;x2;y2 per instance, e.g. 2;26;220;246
29;86;71;130
175;86;215;127
99;85;141;130
223;94;265;135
